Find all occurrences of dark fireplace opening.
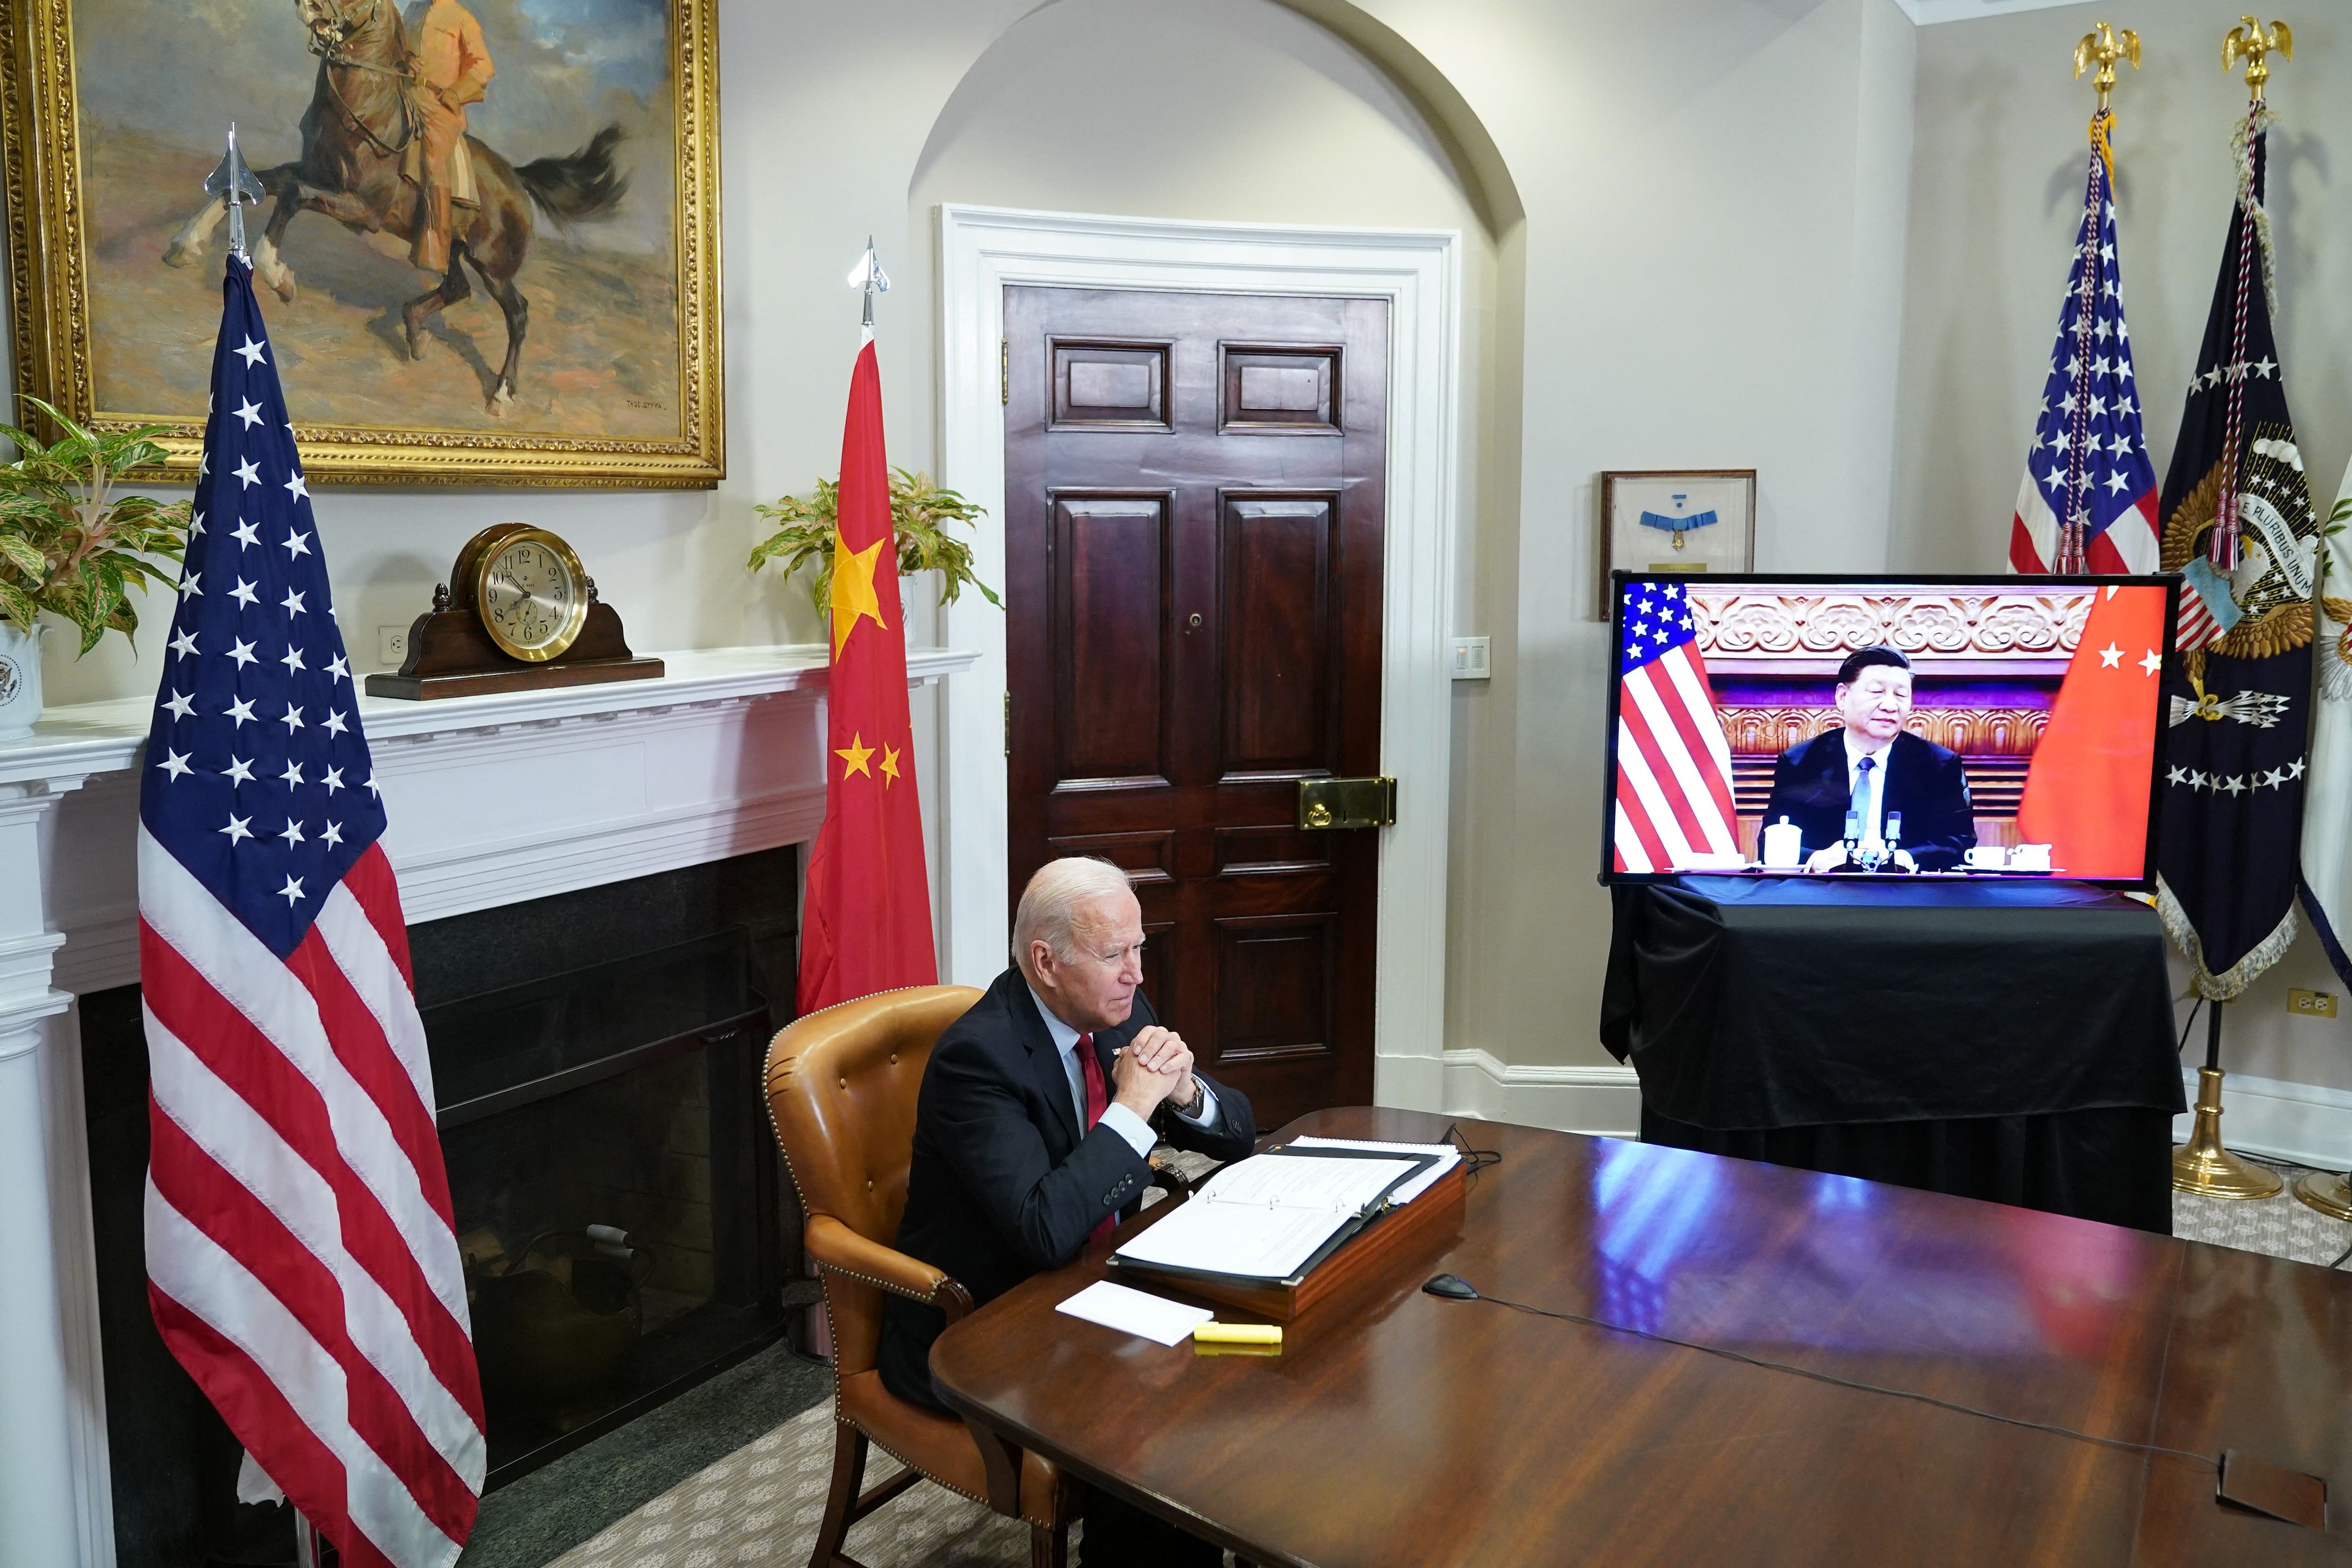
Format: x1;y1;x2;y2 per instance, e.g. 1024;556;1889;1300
83;847;804;1568
430;928;785;1486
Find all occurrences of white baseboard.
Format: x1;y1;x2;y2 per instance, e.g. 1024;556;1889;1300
2176;1070;2352;1174
1436;1048;1641;1137
1419;1053;2352;1175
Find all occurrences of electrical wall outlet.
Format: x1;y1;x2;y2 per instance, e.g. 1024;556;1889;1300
2288;987;2338;1019
1451;636;1491;680
377;624;409;667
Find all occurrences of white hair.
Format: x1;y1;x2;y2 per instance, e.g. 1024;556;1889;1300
1013;857;1133;982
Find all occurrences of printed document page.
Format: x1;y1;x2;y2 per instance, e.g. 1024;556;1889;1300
1192;1152;1418;1213
1113;1152;1420;1280
1287;1136;1461;1203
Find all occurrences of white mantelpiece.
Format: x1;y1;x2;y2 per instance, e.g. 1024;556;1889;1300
0;643;973;1568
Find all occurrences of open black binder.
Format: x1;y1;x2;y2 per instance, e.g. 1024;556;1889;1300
1106;1144;1444;1291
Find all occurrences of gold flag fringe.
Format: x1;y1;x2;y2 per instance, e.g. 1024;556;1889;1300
2156;873;2298;1000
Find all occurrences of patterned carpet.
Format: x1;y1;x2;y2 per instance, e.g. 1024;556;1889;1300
548;1406;1032;1568
541;1159;2352;1568
2169;1157;2352;1266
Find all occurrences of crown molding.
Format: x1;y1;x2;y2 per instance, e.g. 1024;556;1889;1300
1895;0;2096;25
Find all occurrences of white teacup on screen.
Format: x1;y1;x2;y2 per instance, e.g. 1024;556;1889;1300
2009;844;2052;871
1964;845;2007;870
1761;816;1804;869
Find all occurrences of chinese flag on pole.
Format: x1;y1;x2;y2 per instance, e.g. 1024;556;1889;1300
797;336;938;1014
2015;583;2170;879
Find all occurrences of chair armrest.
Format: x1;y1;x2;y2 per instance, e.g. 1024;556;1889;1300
805;1214;976;1324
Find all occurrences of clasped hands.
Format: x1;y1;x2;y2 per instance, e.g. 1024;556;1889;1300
1110;1026;1202;1119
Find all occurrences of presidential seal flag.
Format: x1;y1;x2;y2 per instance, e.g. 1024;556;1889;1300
2008;103;2159;577
139;255;485;1566
2152;98;2317;998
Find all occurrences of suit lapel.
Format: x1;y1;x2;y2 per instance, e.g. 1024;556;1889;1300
1007;973;1084;1148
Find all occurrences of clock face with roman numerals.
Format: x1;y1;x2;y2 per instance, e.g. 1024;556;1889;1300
475;529;589;662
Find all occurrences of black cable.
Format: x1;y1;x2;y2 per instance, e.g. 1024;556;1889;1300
1440;1122;1503;1177
2175;995;2205;1056
1435;1277;2222;1475
2330;1236;2352;1271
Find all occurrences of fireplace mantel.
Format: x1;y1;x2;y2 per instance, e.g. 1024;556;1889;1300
0;642;974;1568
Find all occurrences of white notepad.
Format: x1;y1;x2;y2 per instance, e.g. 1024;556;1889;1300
1055;1281;1214;1345
1111;1151;1422;1281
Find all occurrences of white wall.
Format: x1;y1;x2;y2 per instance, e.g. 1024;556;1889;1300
1899;0;2352;1101
23;0;1920;1080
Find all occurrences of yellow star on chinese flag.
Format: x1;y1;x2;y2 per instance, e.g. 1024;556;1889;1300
830;536;889;657
879;743;901;787
835;732;874;779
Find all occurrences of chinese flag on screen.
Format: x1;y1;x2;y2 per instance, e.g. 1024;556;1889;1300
797;338;938;1014
2015;584;2169;878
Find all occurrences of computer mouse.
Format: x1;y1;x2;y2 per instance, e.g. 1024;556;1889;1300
1422;1273;1479;1301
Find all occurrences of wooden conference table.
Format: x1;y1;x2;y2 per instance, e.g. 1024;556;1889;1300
932;1108;2352;1567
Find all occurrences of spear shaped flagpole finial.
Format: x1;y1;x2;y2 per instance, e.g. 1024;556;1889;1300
203;124;267;263
847;237;890;333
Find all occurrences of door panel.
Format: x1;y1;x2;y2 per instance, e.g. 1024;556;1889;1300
1220;495;1335;778
1007;287;1387;1126
1051;495;1168;788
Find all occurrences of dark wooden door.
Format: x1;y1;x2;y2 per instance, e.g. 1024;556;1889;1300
1005;287;1388;1128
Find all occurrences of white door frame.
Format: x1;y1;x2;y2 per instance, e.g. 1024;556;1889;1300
933;203;1462;1111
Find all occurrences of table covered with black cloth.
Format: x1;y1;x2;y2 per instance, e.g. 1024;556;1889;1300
1600;876;2186;1233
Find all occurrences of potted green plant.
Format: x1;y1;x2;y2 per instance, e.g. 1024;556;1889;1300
747;467;1001;622
0;399;192;738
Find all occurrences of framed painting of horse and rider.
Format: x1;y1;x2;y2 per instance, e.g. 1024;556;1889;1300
0;0;721;487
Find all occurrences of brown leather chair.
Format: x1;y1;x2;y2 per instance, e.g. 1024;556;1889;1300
763;985;1079;1568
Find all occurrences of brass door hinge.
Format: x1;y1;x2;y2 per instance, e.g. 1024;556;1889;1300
1297;776;1397;830
1004;691;1011;757
1001;338;1009;406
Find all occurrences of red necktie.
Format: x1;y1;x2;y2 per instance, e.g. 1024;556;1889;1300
1076;1032;1108;1128
1076;1034;1116;1241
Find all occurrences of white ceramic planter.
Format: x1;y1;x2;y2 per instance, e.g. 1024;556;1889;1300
0;620;45;740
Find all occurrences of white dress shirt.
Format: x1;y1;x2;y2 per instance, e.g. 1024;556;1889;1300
1029;987;1220;1159
1842;730;1895;843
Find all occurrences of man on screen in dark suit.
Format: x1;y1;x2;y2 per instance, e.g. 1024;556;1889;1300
1763;646;1977;872
879;856;1255;1567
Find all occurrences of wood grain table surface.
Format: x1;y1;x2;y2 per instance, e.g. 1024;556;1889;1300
930;1108;2352;1567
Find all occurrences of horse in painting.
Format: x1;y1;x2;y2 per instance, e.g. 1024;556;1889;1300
164;0;627;415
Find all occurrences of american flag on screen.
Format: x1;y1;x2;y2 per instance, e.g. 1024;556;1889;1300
1613;581;1740;872
138;256;484;1567
2008;110;2161;578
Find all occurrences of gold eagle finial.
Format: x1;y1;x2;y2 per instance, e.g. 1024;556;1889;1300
2223;16;2292;99
2073;23;2140;111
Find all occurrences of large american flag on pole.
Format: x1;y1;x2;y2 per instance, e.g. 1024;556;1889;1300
1613;580;1740;872
139;256;484;1566
2008;108;2161;578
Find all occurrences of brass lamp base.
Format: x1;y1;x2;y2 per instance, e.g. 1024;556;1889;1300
2293;1169;2352;1223
2172;1067;2284;1200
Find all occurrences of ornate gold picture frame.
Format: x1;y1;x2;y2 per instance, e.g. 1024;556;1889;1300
1;0;722;488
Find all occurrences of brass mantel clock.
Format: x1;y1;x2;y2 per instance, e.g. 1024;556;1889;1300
366;523;664;700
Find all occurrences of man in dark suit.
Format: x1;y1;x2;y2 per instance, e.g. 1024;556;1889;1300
880;856;1255;1566
1763;646;1977;872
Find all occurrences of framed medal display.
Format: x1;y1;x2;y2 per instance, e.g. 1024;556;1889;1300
1597;469;1757;618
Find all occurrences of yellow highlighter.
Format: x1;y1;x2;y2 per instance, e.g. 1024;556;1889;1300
1192;1321;1282;1345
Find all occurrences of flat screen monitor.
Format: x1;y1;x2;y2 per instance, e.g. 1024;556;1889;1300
1602;573;2180;888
